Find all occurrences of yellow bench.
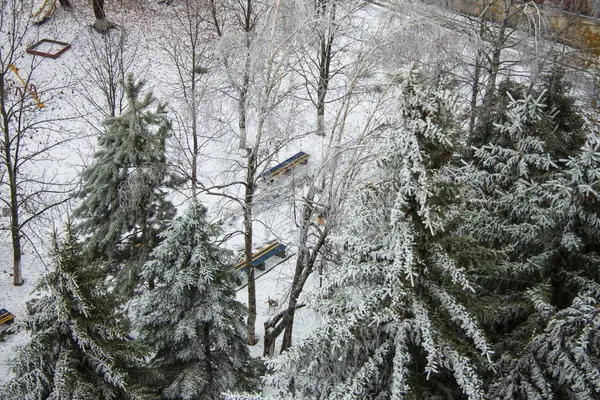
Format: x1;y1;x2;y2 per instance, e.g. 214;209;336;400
0;309;15;325
234;240;286;272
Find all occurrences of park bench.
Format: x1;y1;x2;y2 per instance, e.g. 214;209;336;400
0;309;15;330
262;152;310;183
234;240;286;272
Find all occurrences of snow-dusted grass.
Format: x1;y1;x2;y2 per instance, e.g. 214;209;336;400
0;0;333;387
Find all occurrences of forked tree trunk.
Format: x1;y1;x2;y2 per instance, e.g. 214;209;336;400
92;0;105;19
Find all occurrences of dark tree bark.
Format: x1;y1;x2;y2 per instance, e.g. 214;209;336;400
92;0;105;20
92;0;115;33
244;151;257;345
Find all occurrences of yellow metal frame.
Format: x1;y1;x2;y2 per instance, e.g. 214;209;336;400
33;0;57;22
33;0;49;17
9;64;45;109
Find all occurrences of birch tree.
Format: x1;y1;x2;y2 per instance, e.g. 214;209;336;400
204;0;306;345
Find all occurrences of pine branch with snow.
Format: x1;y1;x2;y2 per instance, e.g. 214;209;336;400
134;202;261;399
2;226;147;400
265;68;491;399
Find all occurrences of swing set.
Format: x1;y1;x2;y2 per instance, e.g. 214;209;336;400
9;64;45;109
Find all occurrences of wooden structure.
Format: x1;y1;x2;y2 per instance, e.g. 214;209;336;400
234;240;286;272
0;309;15;332
262;152;310;183
26;39;71;59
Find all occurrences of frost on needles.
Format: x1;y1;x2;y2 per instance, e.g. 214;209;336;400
133;202;261;399
463;91;600;399
265;68;493;399
2;226;146;400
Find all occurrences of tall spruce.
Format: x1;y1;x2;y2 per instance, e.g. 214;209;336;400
468;64;585;159
462;92;600;398
2;226;146;400
134;202;261;400
266;69;492;399
74;74;177;293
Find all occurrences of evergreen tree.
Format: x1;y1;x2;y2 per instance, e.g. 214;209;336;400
2;226;146;400
462;93;600;398
134;202;261;400
266;69;492;399
74;74;177;293
468;65;585;161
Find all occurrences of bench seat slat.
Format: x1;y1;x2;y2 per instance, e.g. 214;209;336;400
0;309;15;325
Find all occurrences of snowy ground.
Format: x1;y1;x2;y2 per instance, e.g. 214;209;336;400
0;0;331;387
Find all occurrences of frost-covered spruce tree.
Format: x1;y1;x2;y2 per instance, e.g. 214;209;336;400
463;94;600;399
2;226;146;400
266;68;493;399
134;202;261;399
74;74;177;292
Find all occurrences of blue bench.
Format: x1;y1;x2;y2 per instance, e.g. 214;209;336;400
262;152;310;183
0;309;15;326
234;240;287;272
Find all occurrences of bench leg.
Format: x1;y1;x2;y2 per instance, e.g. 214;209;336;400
275;250;286;258
256;263;266;271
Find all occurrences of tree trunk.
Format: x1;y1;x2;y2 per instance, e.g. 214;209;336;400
483;0;509;103
244;151;257;345
316;1;335;136
281;200;328;351
468;23;484;138
238;0;253;149
92;0;105;20
238;37;251;149
190;57;199;200
10;205;23;287
203;323;213;392
92;0;114;33
1;74;23;287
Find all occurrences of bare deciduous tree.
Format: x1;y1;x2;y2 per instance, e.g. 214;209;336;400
1;0;76;286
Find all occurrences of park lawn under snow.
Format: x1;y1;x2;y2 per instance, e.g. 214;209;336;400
0;0;336;385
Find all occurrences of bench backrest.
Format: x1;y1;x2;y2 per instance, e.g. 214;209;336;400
234;241;286;271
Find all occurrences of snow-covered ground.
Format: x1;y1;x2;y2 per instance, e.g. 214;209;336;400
0;0;334;386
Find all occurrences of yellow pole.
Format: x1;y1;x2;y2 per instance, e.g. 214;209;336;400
32;0;49;18
9;64;44;109
40;0;57;21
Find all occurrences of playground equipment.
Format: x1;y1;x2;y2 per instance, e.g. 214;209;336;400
9;64;44;109
27;39;71;59
33;0;57;24
234;240;287;272
262;152;310;183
